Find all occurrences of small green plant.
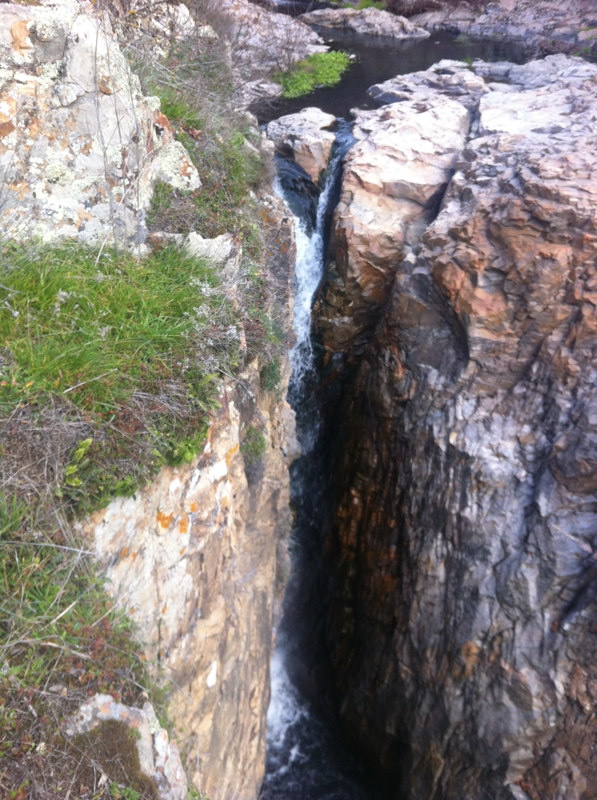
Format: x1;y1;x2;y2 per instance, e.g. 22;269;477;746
110;782;142;800
357;0;384;8
0;493;25;537
241;425;266;462
275;51;351;99
260;358;282;393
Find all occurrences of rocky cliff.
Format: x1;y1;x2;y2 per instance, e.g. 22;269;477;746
0;2;295;798
313;54;597;799
77;364;295;800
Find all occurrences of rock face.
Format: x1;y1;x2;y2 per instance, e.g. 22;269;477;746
410;0;597;57
321;92;469;351
300;7;430;38
314;55;597;799
77;363;295;800
267;107;336;183
0;0;199;245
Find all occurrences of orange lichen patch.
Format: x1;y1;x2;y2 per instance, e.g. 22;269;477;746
120;546;130;559
179;514;189;535
225;443;239;468
460;640;481;678
11;19;31;55
160;604;167;615
156;510;174;529
9;181;31;200
131;551;138;560
180;158;194;178
97;77;113;95
153;112;173;134
77;210;93;229
179;547;186;556
188;501;199;513
0;121;16;138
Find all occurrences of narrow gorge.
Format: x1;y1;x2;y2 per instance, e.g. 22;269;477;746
1;1;595;799
259;14;597;800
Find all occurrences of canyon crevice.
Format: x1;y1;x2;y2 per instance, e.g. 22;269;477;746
311;54;597;800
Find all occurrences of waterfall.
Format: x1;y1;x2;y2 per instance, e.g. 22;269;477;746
287;131;348;404
260;124;382;800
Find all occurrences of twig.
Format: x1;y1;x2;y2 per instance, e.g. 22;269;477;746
0;540;95;556
62;369;118;395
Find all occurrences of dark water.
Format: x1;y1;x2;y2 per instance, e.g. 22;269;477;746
252;30;529;123
260;126;387;800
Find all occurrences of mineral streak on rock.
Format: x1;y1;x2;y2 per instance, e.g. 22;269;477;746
314;55;597;800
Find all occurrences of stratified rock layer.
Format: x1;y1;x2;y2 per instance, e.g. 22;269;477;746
316;55;597;800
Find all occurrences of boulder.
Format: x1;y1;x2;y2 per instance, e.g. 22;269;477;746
301;6;430;37
267;107;336;183
206;0;325;77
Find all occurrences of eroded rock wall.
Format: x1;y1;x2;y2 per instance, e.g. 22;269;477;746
77;363;295;800
315;55;597;800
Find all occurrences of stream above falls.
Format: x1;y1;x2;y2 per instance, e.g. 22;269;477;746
252;27;530;124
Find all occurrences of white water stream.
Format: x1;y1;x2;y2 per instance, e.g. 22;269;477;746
260;127;375;800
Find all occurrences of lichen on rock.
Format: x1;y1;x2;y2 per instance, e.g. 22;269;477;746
0;0;199;246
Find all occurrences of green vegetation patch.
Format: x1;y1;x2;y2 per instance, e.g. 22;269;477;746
276;51;351;99
0;242;238;517
0;243;235;413
0;528;155;798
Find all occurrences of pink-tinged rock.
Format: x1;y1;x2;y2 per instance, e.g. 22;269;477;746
267;107;336;183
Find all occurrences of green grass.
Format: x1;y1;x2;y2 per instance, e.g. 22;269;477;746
0;243;235;414
0;242;239;516
275;51;351;99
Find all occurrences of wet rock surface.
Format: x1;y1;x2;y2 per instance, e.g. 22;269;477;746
314;54;597;800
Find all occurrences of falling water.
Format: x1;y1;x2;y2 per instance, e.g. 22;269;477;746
286;129;348;411
260;125;383;800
